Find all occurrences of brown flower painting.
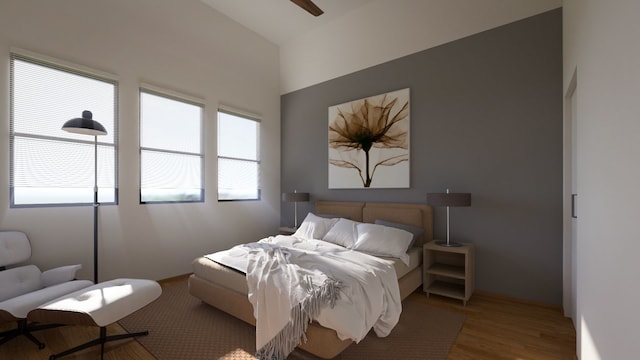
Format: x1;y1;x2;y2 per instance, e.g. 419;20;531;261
328;88;410;188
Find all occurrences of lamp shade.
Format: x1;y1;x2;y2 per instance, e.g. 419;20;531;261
62;110;107;136
282;192;310;202
427;192;471;207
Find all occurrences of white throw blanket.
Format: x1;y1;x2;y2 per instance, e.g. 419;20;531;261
206;235;402;360
246;242;341;359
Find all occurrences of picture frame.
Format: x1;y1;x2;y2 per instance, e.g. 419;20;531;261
328;88;410;189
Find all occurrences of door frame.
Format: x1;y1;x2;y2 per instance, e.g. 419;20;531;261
563;68;578;322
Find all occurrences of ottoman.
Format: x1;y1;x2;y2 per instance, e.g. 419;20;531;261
28;278;162;359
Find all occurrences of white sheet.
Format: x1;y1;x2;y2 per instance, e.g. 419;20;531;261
206;235;402;348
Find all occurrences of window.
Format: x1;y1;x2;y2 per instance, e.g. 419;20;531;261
10;53;118;207
217;109;260;201
140;88;204;203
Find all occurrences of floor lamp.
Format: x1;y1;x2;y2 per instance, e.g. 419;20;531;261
62;110;107;284
427;189;471;247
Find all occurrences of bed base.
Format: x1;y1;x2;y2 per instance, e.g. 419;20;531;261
188;266;422;359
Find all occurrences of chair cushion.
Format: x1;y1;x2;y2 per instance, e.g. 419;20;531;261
0;231;31;267
0;279;93;320
42;264;82;287
0;265;42;302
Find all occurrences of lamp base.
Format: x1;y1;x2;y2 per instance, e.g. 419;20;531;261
435;240;462;247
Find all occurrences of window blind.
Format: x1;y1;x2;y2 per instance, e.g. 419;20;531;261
217;109;260;201
10;53;118;206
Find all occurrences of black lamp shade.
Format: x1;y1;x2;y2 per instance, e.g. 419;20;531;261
427;192;471;207
282;192;310;202
62;110;107;136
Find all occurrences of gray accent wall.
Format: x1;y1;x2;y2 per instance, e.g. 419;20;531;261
281;9;562;304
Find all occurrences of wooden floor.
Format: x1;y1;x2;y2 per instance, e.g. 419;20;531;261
0;281;576;360
420;292;577;360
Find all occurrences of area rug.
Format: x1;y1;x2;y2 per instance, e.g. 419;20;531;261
119;280;465;360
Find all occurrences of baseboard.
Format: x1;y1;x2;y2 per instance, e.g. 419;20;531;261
157;273;192;285
473;290;562;311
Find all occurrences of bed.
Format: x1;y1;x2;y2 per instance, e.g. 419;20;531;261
188;201;433;359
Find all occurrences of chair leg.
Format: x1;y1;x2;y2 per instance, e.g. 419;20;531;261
23;331;46;349
48;326;150;360
0;324;24;348
0;319;61;349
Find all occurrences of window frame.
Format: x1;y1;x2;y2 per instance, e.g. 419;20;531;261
139;86;205;204
9;51;119;208
217;107;261;202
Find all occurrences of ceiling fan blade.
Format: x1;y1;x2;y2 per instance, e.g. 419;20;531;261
290;0;324;16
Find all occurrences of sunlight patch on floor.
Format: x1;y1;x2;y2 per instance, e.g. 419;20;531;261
222;347;254;359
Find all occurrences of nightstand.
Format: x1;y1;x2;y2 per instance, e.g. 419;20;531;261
423;240;475;305
278;226;296;235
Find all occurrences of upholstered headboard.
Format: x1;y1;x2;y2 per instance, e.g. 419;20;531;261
315;201;433;247
314;201;365;222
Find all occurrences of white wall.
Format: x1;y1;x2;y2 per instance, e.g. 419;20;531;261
0;0;281;282
563;1;640;358
280;0;562;94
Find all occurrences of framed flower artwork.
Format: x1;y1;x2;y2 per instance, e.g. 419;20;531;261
328;88;410;189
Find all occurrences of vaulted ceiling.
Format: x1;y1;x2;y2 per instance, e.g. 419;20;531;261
200;0;563;93
200;0;374;46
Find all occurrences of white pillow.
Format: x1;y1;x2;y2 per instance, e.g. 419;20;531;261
374;219;424;249
353;223;412;265
293;212;338;240
322;218;359;248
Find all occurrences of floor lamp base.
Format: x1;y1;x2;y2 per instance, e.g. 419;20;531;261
435;240;462;247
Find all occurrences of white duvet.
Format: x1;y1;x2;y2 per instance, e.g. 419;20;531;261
206;235;402;357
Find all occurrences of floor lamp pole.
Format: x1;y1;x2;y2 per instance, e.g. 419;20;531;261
93;135;99;284
62;110;107;285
